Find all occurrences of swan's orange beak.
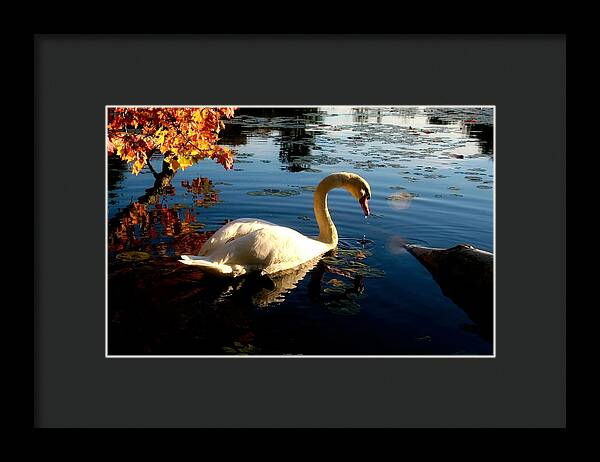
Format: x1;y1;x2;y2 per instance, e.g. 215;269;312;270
359;195;370;217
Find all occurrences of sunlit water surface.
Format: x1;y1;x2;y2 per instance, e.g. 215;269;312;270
108;106;494;355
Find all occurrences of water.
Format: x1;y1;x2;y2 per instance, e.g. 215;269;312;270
107;106;494;356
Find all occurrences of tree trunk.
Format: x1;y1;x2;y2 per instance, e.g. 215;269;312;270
108;160;175;232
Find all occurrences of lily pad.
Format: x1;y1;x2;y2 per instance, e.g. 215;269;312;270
222;343;261;355
326;299;361;316
387;191;417;210
247;189;301;197
324;286;347;295
116;251;151;262
387;192;418;200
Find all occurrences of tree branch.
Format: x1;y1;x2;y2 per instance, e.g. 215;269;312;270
146;158;159;179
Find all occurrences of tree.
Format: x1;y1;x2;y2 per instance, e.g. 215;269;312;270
107;107;236;257
107;107;236;175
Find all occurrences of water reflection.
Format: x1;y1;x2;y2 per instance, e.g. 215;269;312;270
251;258;321;307
107;155;128;202
219;106;494;166
216;118;248;146
108;162;220;257
462;123;493;155
278;126;318;171
425;107;494;156
108;243;382;354
220;108;327;172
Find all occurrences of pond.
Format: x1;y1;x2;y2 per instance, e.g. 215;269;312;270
107;106;494;356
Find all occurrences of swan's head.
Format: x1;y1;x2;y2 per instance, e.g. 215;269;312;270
341;172;372;217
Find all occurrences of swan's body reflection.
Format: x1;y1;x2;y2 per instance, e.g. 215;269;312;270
198;252;366;311
248;257;322;307
208;256;323;308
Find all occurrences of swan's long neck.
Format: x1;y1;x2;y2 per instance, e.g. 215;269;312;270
313;174;343;247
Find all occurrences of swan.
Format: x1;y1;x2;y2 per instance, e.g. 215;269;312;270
178;172;372;277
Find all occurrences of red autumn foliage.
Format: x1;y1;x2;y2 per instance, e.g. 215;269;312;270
107;107;236;174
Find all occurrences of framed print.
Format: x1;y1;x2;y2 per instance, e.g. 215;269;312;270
35;34;565;428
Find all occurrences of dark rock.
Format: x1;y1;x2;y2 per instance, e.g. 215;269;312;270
405;243;493;342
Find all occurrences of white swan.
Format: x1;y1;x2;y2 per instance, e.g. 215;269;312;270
179;172;371;277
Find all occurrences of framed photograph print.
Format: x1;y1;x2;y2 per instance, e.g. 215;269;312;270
35;34;566;428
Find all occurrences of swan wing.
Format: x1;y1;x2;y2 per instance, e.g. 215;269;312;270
202;224;330;274
198;218;278;256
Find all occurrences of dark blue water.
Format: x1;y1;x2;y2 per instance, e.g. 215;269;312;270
107;106;494;356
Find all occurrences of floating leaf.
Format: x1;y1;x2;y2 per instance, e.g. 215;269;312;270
326;299;361;316
355;250;367;259
324;287;346;294
387;191;417;210
246;189;301;197
387;191;417;200
116;251;151;262
328;278;346;287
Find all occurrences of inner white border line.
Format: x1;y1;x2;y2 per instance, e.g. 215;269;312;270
105;105;496;359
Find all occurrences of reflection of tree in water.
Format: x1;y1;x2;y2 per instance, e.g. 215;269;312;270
220;108;325;172
274;109;324;172
107;155;128;199
352;107;384;124
425;107;494;156
217;118;248;146
463;123;493;155
427;116;453;125
107;159;219;257
353;108;369;124
278;126;319;172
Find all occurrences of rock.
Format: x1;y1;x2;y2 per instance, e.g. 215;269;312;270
404;243;493;341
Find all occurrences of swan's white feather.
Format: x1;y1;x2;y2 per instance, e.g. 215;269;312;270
180;218;331;277
197;218;277;257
